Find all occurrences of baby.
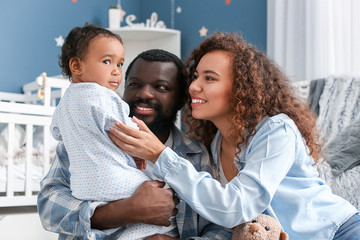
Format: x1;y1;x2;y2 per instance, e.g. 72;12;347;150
50;24;168;239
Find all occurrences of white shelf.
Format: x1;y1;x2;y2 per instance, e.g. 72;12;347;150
110;27;181;41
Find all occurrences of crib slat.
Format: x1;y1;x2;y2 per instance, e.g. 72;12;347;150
44;86;51;108
43;126;50;175
1;75;69;207
60;88;66;98
25;124;33;196
6;123;15;197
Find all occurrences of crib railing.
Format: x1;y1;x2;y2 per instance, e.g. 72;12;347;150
0;113;52;207
0;73;69;207
22;73;70;107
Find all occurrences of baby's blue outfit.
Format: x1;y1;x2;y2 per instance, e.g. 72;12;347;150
51;82;163;239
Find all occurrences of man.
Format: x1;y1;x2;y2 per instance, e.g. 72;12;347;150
37;49;232;239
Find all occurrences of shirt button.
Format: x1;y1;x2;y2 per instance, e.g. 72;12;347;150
87;232;95;240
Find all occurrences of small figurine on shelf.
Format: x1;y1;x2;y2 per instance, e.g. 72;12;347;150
108;1;126;29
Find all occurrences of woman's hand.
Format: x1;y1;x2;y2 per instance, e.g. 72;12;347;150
108;116;166;163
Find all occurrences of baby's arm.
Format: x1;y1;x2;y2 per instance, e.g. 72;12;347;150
133;157;147;171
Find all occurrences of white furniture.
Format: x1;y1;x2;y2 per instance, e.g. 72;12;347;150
109;27;181;96
0;74;69;239
0;74;70;207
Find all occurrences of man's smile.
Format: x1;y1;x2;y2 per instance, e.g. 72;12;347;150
133;103;157;115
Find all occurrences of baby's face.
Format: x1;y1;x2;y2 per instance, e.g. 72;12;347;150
79;36;125;91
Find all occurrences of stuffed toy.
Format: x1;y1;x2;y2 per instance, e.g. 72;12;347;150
232;214;289;240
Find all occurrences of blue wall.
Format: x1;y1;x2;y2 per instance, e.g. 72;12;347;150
140;0;267;60
0;0;266;93
0;0;138;93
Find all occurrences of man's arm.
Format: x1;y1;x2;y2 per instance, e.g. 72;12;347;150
37;144;102;237
91;180;178;229
37;143;177;237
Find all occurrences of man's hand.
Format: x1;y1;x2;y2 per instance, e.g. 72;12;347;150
145;234;184;240
91;180;179;229
130;180;179;226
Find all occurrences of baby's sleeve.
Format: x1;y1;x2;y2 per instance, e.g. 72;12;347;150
92;89;138;132
50;106;63;141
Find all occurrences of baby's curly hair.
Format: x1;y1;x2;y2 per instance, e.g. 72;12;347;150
184;32;322;163
59;23;123;79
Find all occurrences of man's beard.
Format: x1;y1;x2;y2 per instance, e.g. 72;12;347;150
127;99;178;136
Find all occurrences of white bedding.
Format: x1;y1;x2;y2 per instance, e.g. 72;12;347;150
0;124;57;192
0;163;44;192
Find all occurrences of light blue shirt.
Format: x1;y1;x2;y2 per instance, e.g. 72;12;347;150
153;114;358;240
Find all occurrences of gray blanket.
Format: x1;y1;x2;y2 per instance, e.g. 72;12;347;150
308;78;325;116
310;76;360;209
326;117;360;176
308;76;360;175
317;76;360;141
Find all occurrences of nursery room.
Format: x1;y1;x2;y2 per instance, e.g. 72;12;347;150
0;0;359;239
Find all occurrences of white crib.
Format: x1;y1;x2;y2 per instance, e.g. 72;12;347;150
0;73;69;207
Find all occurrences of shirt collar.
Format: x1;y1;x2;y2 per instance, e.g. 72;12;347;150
164;128;174;149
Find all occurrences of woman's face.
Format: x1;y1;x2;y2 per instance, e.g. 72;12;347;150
189;50;233;125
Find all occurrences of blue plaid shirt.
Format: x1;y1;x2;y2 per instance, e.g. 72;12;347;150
37;126;233;240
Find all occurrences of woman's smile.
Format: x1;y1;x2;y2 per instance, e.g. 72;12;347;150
191;97;207;107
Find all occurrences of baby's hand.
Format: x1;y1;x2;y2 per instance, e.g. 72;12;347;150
134;157;147;171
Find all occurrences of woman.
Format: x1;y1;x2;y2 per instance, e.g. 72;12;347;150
109;32;360;240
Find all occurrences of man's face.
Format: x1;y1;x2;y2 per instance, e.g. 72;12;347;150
123;59;181;134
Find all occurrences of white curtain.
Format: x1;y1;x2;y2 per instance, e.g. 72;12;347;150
267;0;360;82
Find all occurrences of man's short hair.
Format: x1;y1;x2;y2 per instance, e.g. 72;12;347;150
125;49;187;97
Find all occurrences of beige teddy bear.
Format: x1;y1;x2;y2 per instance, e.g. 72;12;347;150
232;214;289;240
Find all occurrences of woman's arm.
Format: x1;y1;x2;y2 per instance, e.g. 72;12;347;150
108;119;296;228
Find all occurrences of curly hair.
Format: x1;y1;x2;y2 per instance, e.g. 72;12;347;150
59;23;123;79
184;32;322;163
